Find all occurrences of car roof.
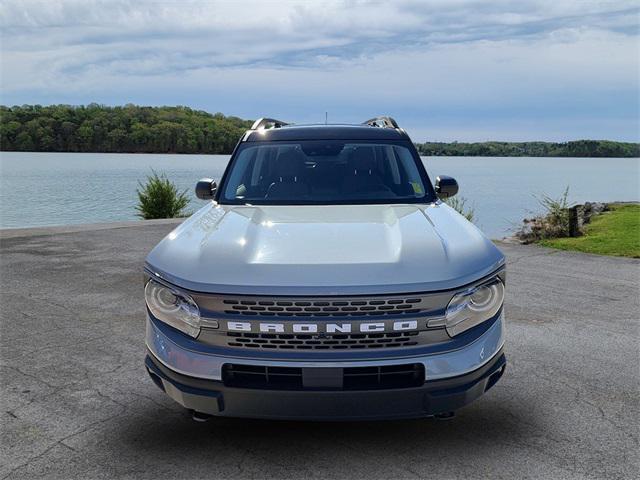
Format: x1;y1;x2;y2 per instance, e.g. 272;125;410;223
243;124;411;142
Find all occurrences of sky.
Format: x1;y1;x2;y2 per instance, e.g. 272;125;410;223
1;0;639;142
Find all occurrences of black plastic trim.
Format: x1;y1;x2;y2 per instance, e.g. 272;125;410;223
145;349;506;420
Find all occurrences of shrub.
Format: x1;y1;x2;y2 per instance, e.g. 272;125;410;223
534;186;571;237
444;196;475;222
515;186;575;242
136;170;189;219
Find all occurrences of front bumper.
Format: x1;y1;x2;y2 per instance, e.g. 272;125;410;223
146;349;505;420
144;313;506;420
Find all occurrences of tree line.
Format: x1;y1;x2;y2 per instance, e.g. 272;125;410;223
0;104;253;154
414;140;639;158
1;104;638;157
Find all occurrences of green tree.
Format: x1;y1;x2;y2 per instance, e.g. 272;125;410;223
415;139;639;157
1;104;638;157
0;104;253;154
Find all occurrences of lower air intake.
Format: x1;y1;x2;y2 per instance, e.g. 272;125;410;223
222;363;425;391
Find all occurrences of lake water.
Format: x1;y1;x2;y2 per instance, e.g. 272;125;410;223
1;152;638;238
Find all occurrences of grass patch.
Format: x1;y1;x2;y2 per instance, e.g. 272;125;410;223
444;196;475;222
539;204;640;258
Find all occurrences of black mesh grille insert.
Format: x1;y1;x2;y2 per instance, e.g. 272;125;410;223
222;297;422;316
222;363;425;390
226;331;420;350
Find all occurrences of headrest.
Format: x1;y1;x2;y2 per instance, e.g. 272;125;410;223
275;149;305;178
351;147;376;172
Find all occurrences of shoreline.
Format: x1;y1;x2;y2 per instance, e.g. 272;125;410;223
0;218;183;239
1;150;639;159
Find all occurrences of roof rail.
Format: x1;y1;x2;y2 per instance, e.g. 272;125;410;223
363;116;399;129
251;117;289;130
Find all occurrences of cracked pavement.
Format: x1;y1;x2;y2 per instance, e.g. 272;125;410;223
1;221;638;479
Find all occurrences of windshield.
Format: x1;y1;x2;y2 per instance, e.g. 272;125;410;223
219;141;434;205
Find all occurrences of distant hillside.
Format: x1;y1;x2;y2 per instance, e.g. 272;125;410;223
0;104;253;154
415;140;640;158
1;104;638;157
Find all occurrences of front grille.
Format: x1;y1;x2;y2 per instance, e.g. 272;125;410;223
227;331;420;350
221;297;424;317
222;363;425;390
191;289;453;351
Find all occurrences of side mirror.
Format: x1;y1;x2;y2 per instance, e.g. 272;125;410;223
435;175;458;199
195;178;217;200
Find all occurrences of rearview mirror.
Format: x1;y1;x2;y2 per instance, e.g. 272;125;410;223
434;175;458;199
195;178;217;200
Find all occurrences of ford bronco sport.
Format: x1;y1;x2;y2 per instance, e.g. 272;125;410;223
144;116;506;421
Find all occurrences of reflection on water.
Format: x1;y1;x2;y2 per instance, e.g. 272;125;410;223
1;152;638;237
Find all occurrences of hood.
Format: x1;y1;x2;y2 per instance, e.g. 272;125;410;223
146;203;504;295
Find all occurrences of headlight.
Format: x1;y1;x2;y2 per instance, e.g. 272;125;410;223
445;277;504;337
145;279;201;338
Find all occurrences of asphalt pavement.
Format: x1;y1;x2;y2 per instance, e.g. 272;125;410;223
1;221;638;479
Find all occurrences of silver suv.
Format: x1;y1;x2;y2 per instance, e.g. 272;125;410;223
144;116;506;421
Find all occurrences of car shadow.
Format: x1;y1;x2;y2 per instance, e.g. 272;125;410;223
115;391;538;460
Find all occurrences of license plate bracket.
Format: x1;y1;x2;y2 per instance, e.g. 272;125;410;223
302;367;343;389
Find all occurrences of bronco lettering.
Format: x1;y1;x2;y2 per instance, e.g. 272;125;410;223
226;320;419;333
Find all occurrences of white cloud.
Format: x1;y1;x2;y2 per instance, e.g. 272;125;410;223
0;0;638;140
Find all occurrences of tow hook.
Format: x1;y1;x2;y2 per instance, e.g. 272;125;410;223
434;411;456;420
191;410;212;423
